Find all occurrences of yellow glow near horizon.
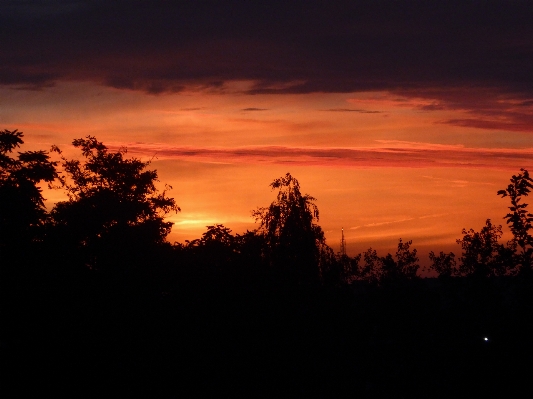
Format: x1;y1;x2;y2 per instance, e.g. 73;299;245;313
4;82;532;264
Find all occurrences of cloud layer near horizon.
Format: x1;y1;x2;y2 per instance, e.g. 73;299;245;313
116;141;533;170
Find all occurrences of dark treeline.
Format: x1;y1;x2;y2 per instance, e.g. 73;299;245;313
2;129;533;396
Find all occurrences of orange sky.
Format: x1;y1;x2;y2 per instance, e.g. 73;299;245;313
2;81;532;265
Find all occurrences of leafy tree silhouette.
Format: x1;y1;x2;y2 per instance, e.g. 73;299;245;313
352;240;419;285
455;219;513;277
199;224;235;245
359;247;382;284
380;239;420;283
1;129;62;376
429;251;457;278
184;224;237;270
328;252;361;286
51;136;180;271
0;129;59;255
498;168;533;273
252;173;331;284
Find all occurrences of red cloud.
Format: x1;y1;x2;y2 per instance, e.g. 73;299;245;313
111;142;533;170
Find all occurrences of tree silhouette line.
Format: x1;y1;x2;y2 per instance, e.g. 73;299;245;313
3;129;532;286
2;129;533;395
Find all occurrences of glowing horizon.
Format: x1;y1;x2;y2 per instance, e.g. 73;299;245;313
3;2;533;266
13;81;527;266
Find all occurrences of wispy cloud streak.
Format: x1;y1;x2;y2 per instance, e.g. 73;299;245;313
322;108;382;113
114;142;533;170
350;213;449;230
241;108;269;111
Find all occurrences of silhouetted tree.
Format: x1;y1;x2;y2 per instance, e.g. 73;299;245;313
353;240;419;285
498;168;533;273
185;224;237;270
51;136;180;270
358;248;382;284
429;251;457;278
234;230;267;269
381;239;420;283
456;219;513;277
252;173;330;284
1;129;62;377
0;129;59;254
332;252;362;285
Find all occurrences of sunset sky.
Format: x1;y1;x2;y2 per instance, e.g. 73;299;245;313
2;1;533;262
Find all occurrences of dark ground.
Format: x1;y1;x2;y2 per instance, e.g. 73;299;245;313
3;267;533;397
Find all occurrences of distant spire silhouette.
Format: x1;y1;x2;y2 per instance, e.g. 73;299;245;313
340;227;347;256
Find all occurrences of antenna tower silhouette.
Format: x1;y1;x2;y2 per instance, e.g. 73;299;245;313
340;227;347;256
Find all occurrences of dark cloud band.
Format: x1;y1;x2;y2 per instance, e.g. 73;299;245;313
1;0;532;103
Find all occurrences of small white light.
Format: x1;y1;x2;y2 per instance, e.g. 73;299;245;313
484;337;489;341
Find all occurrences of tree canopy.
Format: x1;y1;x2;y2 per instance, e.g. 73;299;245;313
252;173;331;283
498;168;533;272
3;129;533;284
0;129;59;253
51;136;180;269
